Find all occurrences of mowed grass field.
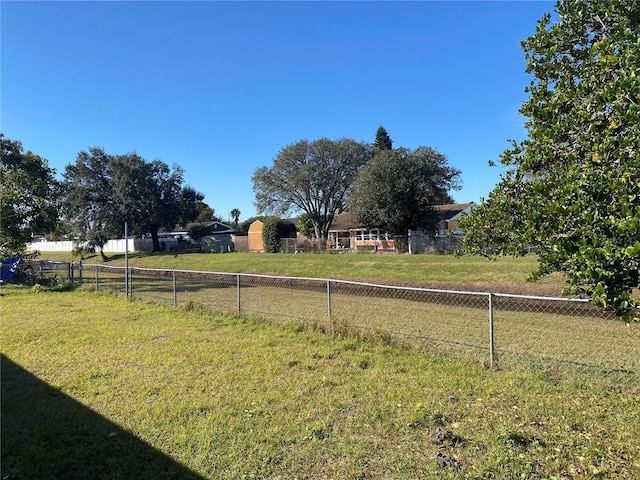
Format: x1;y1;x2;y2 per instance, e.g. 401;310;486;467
2;285;640;479
42;251;639;372
43;250;566;295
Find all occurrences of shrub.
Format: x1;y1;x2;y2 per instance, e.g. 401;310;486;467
262;217;291;253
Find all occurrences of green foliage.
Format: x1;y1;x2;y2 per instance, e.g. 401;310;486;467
229;208;241;227
188;224;212;242
460;0;640;321
296;213;315;239
60;147;115;254
374;125;393;151
252;138;372;245
0;134;60;256
195;202;215;222
71;245;93;260
62;149;204;252
348;147;460;235
177;187;206;227
261;217;291;253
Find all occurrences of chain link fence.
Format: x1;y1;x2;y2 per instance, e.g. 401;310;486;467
75;263;638;381
0;259;75;286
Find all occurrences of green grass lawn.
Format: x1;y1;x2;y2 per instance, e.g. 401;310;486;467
41;250;565;295
2;285;639;479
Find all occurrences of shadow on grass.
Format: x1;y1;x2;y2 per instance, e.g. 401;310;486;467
1;355;206;480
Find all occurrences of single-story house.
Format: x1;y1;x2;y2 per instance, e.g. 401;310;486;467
200;221;235;253
327;212;396;251
327;202;477;252
434;202;477;235
163;221;234;239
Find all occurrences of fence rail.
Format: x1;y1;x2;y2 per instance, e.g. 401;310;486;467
14;261;636;378
59;262;637;380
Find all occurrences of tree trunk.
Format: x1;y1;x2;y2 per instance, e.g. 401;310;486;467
313;223;328;250
150;228;161;252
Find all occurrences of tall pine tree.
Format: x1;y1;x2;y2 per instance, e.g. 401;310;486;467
374;126;393;151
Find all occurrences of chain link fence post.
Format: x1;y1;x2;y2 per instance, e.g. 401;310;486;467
173;270;177;307
488;293;495;368
327;280;332;318
237;274;241;314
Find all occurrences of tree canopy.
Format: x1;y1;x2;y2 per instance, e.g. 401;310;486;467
195;202;216;223
0;134;60;256
61;148;116;256
62;149;203;254
460;0;640;321
252;138;372;246
374;126;393;151
348;146;460;236
296;213;316;240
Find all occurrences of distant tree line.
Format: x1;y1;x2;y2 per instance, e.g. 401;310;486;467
0;137;216;258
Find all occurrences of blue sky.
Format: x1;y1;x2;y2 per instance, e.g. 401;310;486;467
2;1;555;224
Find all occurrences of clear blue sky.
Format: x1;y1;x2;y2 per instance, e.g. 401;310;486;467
2;1;555;224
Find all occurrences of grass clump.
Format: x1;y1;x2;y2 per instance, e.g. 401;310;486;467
2;286;639;479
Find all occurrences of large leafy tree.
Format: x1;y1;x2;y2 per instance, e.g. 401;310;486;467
0;134;60;256
252;138;372;246
61;148;116;257
63;149;203;254
179;187;207;227
460;0;640;321
109;154;200;252
348;147;461;236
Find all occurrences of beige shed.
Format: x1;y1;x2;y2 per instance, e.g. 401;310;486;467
248;220;264;252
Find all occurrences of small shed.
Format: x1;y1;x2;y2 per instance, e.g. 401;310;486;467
247;219;298;252
248;220;264;252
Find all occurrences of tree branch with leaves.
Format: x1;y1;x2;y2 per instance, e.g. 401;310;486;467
460;0;640;321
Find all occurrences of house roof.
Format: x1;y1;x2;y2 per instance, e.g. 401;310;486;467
433;202;477;221
165;221;235;236
328;212;366;232
328;203;477;232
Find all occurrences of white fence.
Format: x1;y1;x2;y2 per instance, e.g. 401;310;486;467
27;238;152;253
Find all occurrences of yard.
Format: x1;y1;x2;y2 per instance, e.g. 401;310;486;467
41;250;566;295
2;283;639;479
